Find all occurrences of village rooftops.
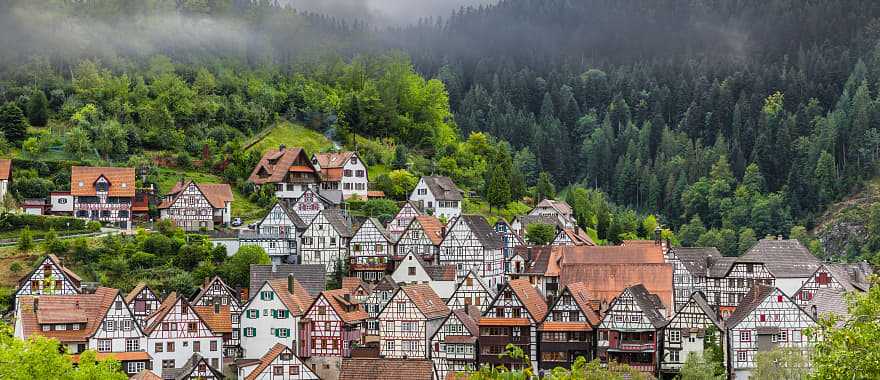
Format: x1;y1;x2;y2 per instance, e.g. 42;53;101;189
624;284;668;328
448;215;504;249
339;358;433;380
739;238;821;278
398;283;451;319
559;263;674;311
157;180;233;209
421;176;464;201
162;353;225;380
17;287;121;342
264;276;315;316
515;214;564;230
532;199;573;216
508;279;549;321
70;166;136;197
726;284;812;328
559;244;665;265
409;215;445;245
248;264;326;300
248;146;318;185
669;247;722;277
315;288;369;323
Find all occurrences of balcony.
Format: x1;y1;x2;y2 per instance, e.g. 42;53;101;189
239;230;296;240
605;342;656;352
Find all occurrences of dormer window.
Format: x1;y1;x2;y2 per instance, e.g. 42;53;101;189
96;182;109;192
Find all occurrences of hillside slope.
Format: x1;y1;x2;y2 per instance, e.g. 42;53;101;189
812;178;880;261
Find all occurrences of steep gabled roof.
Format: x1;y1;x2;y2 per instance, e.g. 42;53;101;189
130;370;162;380
666;291;722;329
244;343;314;380
192;276;240;306
248;264;326;300
420;176;464;201
248;147;317;185
17;287;120;342
399;284;450;319
626;284;667;328
726;285;777;328
532;199;573;216
158;181;233;209
144;292;178;334
560;263;674;310
18;254;83;288
319;208;354;237
561;282;602;326
824;263;871;291
806;288;849;327
514;245;561;276
125;282;158;304
507;279;548;321
670;247;722;277
341;277;365;292
453;307;481;336
265;277;314;316
313;151;356;168
514;214;563;230
192;304;232;333
340;358;433;380
70;166;135;197
163;353;225;380
559;228;596;246
450;215;503;249
312;288;369;324
740;238;821;278
409;215;445;245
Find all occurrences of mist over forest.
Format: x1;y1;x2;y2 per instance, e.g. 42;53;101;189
2;0;880;260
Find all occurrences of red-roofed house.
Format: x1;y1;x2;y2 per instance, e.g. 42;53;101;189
158;180;233;231
240;276;314;360
143;293;224;378
248;146;321;201
479;279;548;371
71;166;136;229
238;343;318;380
14;254;82;309
312;151;369;200
378;284;451;359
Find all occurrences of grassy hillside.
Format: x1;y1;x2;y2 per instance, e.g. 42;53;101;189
246;121;336;155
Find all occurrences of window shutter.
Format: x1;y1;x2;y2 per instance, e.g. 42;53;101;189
272;309;278;318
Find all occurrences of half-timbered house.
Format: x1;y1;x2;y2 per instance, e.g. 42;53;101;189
239;201;307;265
248;146;321;202
725;285;817;380
528;199;576;229
387;201;422;240
508;246;561;299
509;214;561;239
551;228;595;246
248;264;327;302
301;288;367;360
738;238;822;296
378;284;450;359
659;291;723;377
409;176;464;219
240;276;313;359
144;293;224;377
71;166;135;229
349;218;395;282
127;282;161;327
446;269;496;314
439;215;505;290
312;151;369;200
395;215;444;264
14;254;81;309
493;219;524;273
162;353;225;379
706;259;775;317
537;282;602;371
299;208;353;275
238;343;318;380
792;262;872;305
429;306;480;380
191;276;243;358
479;279;548;371
666;247;719;311
15;287;152;376
290;188;339;225
363;276;398;336
158;180;233;231
596;284;668;375
391;251;458;299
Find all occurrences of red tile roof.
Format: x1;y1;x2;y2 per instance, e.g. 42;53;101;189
130;370;162;380
508;279;548;321
18;287;119;342
313;151;356;169
69;351;152;363
559;263;674;310
560;245;665;265
248;147;318;185
400;284;450;319
160;181;233;209
318;288;368;324
70;166;135;197
267;277;314;316
563;282;603;326
245;343;289;380
340;358;433;380
413;215;444;245
192;305;232;333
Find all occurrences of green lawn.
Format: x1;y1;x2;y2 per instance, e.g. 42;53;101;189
369;164;389;181
246;121;336;155
155;167;265;221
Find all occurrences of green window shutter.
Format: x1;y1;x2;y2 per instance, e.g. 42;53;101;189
272;309;278;318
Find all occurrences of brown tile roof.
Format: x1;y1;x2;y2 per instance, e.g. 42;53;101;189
420;176;464;201
70;166;135;197
426;265;457;282
313;151;356;169
131;370;162;380
559;263;674;310
159;181;233;209
69;351;152;363
539;321;592;332
514;245;562;276
319;288;368;324
248;147;318;185
340;358;433;380
18;287;119;342
192;304;232;333
125;282;151;304
46;254;82;284
400;284;450;319
341;277;364;292
560;245;665;265
478;317;532;326
245;343;288;380
507;279;548;321
451;307;481;336
266;277;314;316
564;228;596;246
412;215;445;245
444;335;477;344
533;199;572;216
563;282;602;326
143;292;178;334
0;159;11;180
726;285;776;328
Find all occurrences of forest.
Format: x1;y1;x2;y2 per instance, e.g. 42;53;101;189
1;0;880;262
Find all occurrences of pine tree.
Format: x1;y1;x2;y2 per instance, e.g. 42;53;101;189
535;172;555;202
26;90;49;127
0;102;27;144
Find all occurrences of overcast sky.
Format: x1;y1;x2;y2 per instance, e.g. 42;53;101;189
281;0;498;25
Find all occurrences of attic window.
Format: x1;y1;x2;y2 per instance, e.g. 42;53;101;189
121;183;127;188
78;181;84;187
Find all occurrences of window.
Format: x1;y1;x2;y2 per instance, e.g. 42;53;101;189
290;365;300;375
397;302;406;313
247;309;259;319
773;330;788;343
740;330;751;342
670;350;680;362
126;362;145;374
737;351;748;363
123;319;132;331
193;340;201;352
210;340;218;351
244;327;256;337
106;320;115;332
385;340;395;351
408;267;416;276
155;342;163;352
162;360;175;369
276;328;290;338
97;339;112;352
126;339;140;352
167;342;175;352
188;322;197;333
274;366;284;375
668;330;681;343
260;291;274;301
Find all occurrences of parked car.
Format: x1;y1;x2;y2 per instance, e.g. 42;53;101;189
231;217;243;227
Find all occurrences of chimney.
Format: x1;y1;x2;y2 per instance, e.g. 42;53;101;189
75;299;80;309
653;226;662;244
811;305;818;320
279;144;286;152
288;274;295;294
343;294;351;302
33;298;39;312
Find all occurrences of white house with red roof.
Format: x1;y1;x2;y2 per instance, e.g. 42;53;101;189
158;180;233;231
312;151;369;200
143;293;224;377
238;343;318;380
240;276;314;359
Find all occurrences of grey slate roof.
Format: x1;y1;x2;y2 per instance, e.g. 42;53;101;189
422;176;464;201
706;257;738;278
321;208;354;237
163;353;224;380
827;262;873;291
515;214;563;230
628;284;667;328
726;285;776;328
670;247;721;277
740;238;821;278
666;291;723;329
249;264;326;299
456;215;504;249
806;288;849;327
276;201;308;229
